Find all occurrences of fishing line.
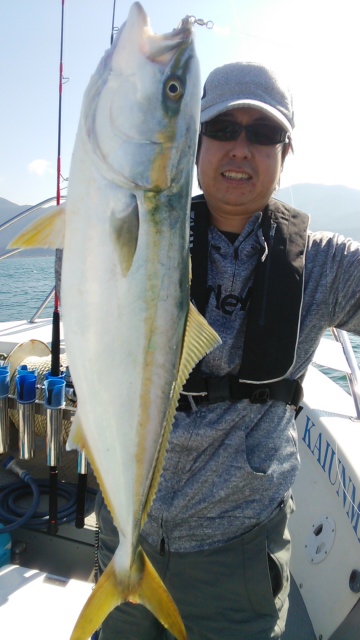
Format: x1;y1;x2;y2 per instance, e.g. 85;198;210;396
56;0;66;212
288;185;295;209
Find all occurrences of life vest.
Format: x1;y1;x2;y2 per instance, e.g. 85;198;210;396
179;195;309;410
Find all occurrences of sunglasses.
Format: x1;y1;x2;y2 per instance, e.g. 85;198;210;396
201;119;290;146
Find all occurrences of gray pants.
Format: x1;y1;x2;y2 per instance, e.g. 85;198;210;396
96;494;294;639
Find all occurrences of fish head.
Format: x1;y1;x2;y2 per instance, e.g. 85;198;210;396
83;2;201;192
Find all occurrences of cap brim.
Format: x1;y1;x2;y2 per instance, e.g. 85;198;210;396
201;99;293;134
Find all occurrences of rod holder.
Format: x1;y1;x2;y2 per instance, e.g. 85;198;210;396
78;449;88;475
16;368;37;460
0;366;10;454
45;377;65;467
76;450;88;529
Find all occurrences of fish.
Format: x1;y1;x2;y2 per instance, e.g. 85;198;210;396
9;2;221;639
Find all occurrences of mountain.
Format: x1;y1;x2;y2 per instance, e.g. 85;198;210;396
0;184;359;258
277;184;359;241
0;197;55;257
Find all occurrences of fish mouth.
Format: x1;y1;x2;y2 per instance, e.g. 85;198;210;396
146;27;192;62
128;2;192;64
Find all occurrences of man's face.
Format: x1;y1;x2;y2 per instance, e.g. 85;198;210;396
197;107;289;229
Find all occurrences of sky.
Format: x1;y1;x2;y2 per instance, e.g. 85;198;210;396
1;0;359;207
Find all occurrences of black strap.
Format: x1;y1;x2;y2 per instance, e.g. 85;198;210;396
178;377;303;411
238;201;309;381
190;194;209;316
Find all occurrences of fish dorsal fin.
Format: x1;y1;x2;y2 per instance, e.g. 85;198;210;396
141;302;221;525
110;198;139;276
8;205;66;250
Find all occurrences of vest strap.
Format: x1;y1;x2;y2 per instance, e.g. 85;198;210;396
238;200;309;381
178;376;303;411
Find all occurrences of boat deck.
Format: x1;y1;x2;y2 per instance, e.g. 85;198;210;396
0;321;359;639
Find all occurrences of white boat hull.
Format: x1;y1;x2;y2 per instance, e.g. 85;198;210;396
0;320;359;638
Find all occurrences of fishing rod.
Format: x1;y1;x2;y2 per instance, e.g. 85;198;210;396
51;0;66;380
47;0;67;535
110;0;117;45
51;0;90;533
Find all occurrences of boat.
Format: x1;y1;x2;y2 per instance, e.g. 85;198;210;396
0;196;359;639
1;3;359;639
286;331;360;639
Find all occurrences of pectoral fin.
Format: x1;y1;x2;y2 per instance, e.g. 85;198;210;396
8;205;66;249
70;546;186;640
110;197;139;276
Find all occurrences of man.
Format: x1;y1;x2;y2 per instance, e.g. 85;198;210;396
96;62;360;638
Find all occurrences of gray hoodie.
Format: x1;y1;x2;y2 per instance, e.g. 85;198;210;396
142;208;360;552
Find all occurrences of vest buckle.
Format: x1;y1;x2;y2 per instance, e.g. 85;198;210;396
249;387;270;404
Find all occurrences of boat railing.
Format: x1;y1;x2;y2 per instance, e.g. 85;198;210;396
1;201;360;417
0;196;64;237
332;328;360;419
0;195;65;321
29;286;56;322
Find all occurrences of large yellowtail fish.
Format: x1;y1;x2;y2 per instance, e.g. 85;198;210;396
9;2;220;639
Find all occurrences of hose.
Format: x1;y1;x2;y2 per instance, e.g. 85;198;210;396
0;457;95;534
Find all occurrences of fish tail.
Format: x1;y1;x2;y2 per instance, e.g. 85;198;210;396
70;556;120;640
70;546;186;640
134;546;186;639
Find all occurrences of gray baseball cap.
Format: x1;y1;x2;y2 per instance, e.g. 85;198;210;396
201;62;294;134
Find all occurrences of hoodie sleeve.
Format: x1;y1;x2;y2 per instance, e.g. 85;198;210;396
307;231;360;335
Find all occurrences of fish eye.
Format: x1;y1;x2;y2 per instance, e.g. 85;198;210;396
165;77;184;101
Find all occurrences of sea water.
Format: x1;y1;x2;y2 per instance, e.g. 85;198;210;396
0;256;359;386
0;256;55;322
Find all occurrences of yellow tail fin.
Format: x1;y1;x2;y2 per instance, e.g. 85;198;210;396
70;546;186;640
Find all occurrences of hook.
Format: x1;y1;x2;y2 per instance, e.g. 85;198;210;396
178;15;214;30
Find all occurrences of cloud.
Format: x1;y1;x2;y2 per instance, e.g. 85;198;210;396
27;159;53;176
